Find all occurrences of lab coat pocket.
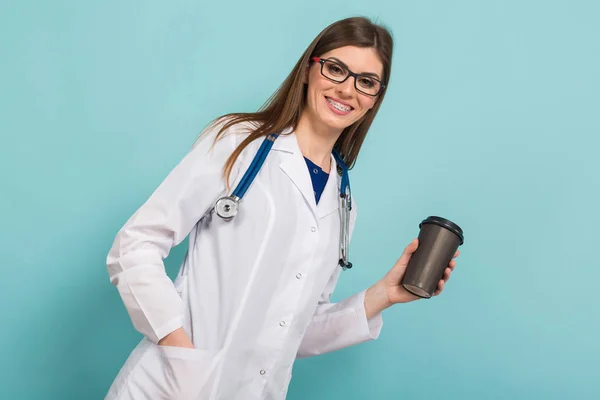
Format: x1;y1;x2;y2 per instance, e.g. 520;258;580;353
126;342;222;400
158;344;222;399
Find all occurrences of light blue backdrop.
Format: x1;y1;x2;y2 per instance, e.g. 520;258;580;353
1;0;598;399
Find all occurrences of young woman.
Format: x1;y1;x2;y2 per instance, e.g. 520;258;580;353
105;16;459;400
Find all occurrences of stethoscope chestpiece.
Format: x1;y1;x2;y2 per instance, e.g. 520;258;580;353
215;196;239;220
339;259;353;271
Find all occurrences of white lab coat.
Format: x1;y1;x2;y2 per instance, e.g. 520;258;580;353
104;119;383;400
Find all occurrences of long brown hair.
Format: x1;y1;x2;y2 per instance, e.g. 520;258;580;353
206;16;393;187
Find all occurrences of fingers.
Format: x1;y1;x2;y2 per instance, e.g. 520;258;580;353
443;267;451;281
434;279;445;296
449;259;456;271
434;268;452;296
453;250;460;258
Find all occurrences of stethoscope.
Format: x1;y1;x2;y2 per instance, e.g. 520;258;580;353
214;132;353;270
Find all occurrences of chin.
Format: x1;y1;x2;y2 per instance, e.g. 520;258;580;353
327;114;362;132
318;109;357;132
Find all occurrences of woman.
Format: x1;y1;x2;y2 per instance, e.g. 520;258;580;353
105;16;459;400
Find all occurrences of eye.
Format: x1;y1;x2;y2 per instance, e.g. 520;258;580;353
325;62;345;76
358;77;376;88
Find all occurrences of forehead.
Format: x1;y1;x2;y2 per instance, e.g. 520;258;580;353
319;46;384;78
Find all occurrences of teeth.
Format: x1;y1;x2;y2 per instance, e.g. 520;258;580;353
326;97;352;112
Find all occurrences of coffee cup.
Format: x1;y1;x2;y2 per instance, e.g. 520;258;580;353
401;216;464;298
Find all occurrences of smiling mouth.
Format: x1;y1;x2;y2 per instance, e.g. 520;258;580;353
325;96;354;113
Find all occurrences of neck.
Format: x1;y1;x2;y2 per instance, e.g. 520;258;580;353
295;112;342;173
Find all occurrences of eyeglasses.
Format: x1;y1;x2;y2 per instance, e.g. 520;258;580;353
311;57;385;97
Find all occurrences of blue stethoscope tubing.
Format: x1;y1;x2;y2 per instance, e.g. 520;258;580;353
214;133;353;270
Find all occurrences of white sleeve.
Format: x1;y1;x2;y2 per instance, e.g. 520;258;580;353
106;121;242;343
296;201;384;358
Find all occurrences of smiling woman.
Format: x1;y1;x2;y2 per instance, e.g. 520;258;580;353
313;54;383;115
302;48;384;142
207;16;395;184
104;16;460;400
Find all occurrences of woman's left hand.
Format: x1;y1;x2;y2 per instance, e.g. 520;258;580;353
383;238;459;304
364;238;460;318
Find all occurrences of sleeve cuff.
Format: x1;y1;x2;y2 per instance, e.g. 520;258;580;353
351;289;384;341
152;316;185;344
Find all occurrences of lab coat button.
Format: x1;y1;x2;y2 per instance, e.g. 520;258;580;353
310;227;316;232
260;370;266;375
296;273;303;279
279;321;286;327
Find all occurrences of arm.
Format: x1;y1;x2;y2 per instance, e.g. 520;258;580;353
296;267;386;359
295;209;462;358
106;121;241;345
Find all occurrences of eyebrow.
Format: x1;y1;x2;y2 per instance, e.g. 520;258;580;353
329;57;381;80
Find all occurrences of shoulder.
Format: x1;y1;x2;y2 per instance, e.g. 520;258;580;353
191;116;263;153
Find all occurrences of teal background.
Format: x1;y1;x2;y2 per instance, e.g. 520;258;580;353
1;0;599;398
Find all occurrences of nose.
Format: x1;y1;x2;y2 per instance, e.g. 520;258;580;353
336;76;355;98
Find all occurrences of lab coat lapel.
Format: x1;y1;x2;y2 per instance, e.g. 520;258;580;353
272;130;341;221
272;131;319;220
315;155;340;219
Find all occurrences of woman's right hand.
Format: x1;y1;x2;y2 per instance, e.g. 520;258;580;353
158;327;195;349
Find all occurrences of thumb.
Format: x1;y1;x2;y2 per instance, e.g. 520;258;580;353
396;238;419;268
